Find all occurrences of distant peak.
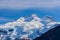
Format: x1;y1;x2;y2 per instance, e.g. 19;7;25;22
43;15;54;23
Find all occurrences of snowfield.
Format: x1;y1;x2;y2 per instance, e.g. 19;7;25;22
0;14;60;40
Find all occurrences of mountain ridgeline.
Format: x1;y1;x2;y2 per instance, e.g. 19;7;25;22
34;24;60;40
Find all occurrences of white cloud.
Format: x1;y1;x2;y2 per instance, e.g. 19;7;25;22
0;17;5;20
0;17;14;22
0;0;60;9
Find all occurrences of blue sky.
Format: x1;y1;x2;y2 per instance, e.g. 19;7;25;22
0;0;60;24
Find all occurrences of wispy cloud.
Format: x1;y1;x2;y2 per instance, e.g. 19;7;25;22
0;0;60;9
0;17;15;23
0;17;9;21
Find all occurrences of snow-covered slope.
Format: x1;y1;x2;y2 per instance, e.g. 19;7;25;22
0;14;60;40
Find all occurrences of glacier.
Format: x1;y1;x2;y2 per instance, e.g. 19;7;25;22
0;14;60;40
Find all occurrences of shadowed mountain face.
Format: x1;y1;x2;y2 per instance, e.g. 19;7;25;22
34;25;60;40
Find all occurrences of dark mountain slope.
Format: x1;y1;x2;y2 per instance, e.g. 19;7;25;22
34;24;60;40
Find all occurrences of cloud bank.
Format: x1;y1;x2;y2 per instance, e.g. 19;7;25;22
0;0;60;9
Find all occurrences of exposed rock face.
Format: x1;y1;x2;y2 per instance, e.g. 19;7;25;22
34;25;60;40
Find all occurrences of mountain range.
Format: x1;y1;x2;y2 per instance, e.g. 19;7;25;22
0;14;60;40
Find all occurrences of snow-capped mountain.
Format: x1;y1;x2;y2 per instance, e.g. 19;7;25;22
0;14;60;40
